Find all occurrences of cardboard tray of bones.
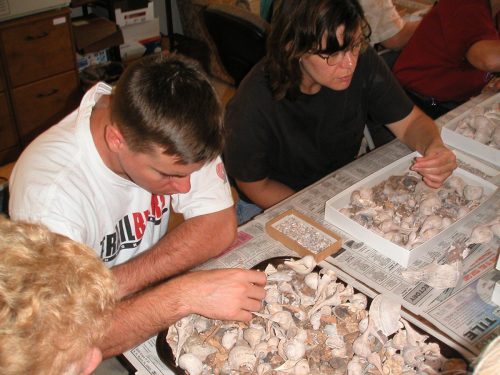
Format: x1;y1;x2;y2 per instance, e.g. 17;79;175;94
324;151;498;267
156;256;468;375
440;92;500;167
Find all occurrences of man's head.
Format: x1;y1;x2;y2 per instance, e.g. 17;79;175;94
106;53;225;195
110;53;224;165
0;217;116;375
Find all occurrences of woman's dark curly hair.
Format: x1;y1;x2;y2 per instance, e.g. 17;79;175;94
265;0;371;100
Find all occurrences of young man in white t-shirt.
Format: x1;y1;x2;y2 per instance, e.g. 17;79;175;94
9;54;266;357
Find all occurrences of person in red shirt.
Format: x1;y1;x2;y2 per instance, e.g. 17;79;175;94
393;0;500;119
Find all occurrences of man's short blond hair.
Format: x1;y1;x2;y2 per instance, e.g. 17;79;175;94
0;216;116;375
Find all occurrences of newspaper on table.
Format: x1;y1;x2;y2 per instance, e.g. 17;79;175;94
123;96;500;373
204;139;500;359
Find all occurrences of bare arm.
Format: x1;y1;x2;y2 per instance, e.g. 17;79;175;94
482;76;500;93
388;106;457;187
236;178;296;209
112;206;237;298
101;268;267;357
380;20;420;50
466;40;500;72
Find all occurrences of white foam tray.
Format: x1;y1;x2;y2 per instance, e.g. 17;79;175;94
324;152;498;267
441;92;500;167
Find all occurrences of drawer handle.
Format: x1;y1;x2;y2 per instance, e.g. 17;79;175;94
36;88;59;98
25;31;49;41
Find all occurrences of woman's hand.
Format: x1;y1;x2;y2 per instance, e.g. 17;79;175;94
410;145;457;188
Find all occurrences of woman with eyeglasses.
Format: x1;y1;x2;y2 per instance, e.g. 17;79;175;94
224;0;457;224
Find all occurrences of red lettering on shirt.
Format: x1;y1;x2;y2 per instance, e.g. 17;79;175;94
151;195;162;218
133;212;146;239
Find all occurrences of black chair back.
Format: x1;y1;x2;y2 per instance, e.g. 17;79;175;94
204;4;269;86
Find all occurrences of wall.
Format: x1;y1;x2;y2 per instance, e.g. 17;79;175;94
153;0;183;35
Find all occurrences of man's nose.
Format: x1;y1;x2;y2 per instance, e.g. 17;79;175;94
174;176;191;193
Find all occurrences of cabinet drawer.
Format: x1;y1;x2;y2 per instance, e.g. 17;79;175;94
11;71;80;142
1;12;75;87
0;92;18;150
0;59;4;93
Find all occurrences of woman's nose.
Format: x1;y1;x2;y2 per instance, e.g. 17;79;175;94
341;51;355;68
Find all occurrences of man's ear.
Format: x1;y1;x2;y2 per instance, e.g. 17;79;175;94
105;124;125;153
81;347;102;375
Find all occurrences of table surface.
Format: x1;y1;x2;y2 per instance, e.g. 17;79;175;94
123;92;500;374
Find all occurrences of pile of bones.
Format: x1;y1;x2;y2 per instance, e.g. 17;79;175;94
452;101;500;148
166;256;467;374
338;172;490;250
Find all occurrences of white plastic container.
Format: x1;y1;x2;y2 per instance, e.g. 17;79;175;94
324;152;498;267
441;93;500;167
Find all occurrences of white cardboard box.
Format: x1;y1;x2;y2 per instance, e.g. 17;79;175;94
492;254;500;306
492;280;500;306
119;36;161;61
120;17;159;43
115;1;154;27
441;92;500;167
324;152;498;267
119;18;160;60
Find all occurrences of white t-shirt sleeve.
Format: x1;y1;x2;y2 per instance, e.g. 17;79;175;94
171;156;233;219
360;0;405;45
9;180;87;244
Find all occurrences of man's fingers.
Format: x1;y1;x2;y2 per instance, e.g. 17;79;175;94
245;269;267;285
247;283;267;301
241;297;263;313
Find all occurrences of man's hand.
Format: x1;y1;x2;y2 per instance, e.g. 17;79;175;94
177;268;267;321
410;145;457;188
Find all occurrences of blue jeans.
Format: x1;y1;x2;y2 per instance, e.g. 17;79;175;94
236;198;263;225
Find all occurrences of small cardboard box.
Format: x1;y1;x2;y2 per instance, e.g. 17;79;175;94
120;17;159;43
266;209;342;262
441;92;500;167
119;35;161;61
324;152;498;267
91;0;153;27
115;1;154;26
73;15;124;54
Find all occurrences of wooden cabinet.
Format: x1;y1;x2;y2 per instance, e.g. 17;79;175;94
0;7;81;164
0;58;20;163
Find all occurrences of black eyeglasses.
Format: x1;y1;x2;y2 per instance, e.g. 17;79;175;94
317;39;367;66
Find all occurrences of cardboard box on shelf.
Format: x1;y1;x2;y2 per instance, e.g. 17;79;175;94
120;35;161;61
91;0;153;27
116;1;154;26
120;17;160;43
119;17;160;61
72;15;124;54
